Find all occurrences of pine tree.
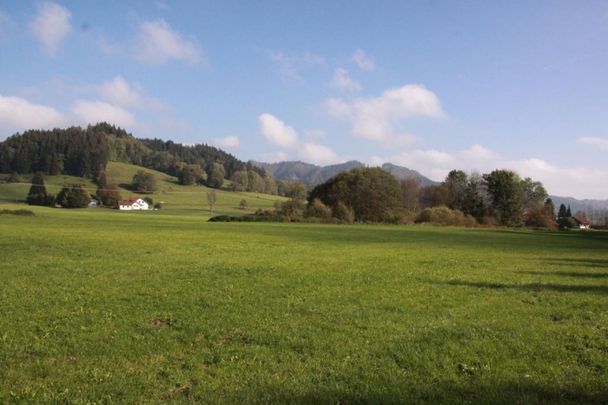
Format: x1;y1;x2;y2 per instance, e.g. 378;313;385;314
566;205;572;217
557;203;568;219
26;172;48;206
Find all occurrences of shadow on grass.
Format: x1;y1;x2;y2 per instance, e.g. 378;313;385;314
537;258;608;269
435;280;608;295
522;271;608;279
253;380;608;404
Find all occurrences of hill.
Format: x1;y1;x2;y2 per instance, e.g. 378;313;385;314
251;160;436;186
0;123;262;181
0;162;285;217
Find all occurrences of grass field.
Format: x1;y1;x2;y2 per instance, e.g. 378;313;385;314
0;162;285;217
1;204;607;403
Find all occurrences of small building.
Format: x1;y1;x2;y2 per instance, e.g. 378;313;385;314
118;197;149;211
573;216;591;229
88;198;99;208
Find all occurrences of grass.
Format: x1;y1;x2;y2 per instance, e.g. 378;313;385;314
0;162;286;217
1;203;607;403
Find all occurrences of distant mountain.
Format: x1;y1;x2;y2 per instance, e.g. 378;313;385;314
380;163;437;186
250;160;437;186
549;195;608;213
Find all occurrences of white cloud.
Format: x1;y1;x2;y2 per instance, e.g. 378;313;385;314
97;76;165;110
264;50;325;81
304;129;326;138
458;144;500;162
298;142;341;165
69;100;135;128
504;158;608;199
330;68;361;92
135;19;203;64
326;84;445;143
382;143;607;199
0;95;66;132
214;135;240;149
577;136;608;151
258;113;298;148
352;49;375;71
29;2;71;55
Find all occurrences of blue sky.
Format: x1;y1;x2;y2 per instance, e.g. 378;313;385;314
1;1;608;198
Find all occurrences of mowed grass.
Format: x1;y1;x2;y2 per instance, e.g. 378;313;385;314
0;162;286;217
1;204;607;403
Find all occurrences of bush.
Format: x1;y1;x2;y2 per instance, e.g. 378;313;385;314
0;209;35;216
132;171;157;193
306;198;333;220
558;216;578;229
153;202;163;210
333;202;354;223
56;185;91;208
416;206;476;227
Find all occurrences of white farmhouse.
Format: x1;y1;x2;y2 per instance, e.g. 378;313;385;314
118;197;149;211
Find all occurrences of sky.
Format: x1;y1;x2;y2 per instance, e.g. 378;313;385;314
1;0;608;199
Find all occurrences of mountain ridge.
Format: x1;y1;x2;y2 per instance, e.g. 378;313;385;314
250;159;437;186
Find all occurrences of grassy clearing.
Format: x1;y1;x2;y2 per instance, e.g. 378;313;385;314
0;162;286;217
1;203;607;403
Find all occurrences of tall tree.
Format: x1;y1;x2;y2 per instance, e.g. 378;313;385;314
557;203;568;219
521;177;548;210
400;177;421;212
206;190;217;213
444;170;468;210
207;162;225;189
483;170;524;226
26;172;49;206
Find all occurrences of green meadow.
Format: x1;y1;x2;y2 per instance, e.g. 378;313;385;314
1;204;607;403
0;162;285;216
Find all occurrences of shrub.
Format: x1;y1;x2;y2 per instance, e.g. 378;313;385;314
56;185;91;208
0;209;35;216
306;198;333;220
416;206;476;227
333;202;354;224
153;202;163;210
132;171;157;193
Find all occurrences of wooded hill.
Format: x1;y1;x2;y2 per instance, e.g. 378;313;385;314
0;123;263;180
250;160;436;186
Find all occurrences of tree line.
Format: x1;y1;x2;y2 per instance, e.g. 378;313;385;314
258;167;562;228
0;122;265;189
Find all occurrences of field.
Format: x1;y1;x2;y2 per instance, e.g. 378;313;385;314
0;162;285;216
1;204;607;403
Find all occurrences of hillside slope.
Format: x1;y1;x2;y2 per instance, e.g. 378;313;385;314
0;162;285;217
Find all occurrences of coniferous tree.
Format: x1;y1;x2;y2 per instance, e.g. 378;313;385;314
558;203;568;219
26;172;49;206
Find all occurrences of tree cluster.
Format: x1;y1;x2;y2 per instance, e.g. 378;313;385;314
292;167;555;227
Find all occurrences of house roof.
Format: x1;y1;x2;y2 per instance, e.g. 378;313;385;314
573;216;591;225
119;197;145;206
